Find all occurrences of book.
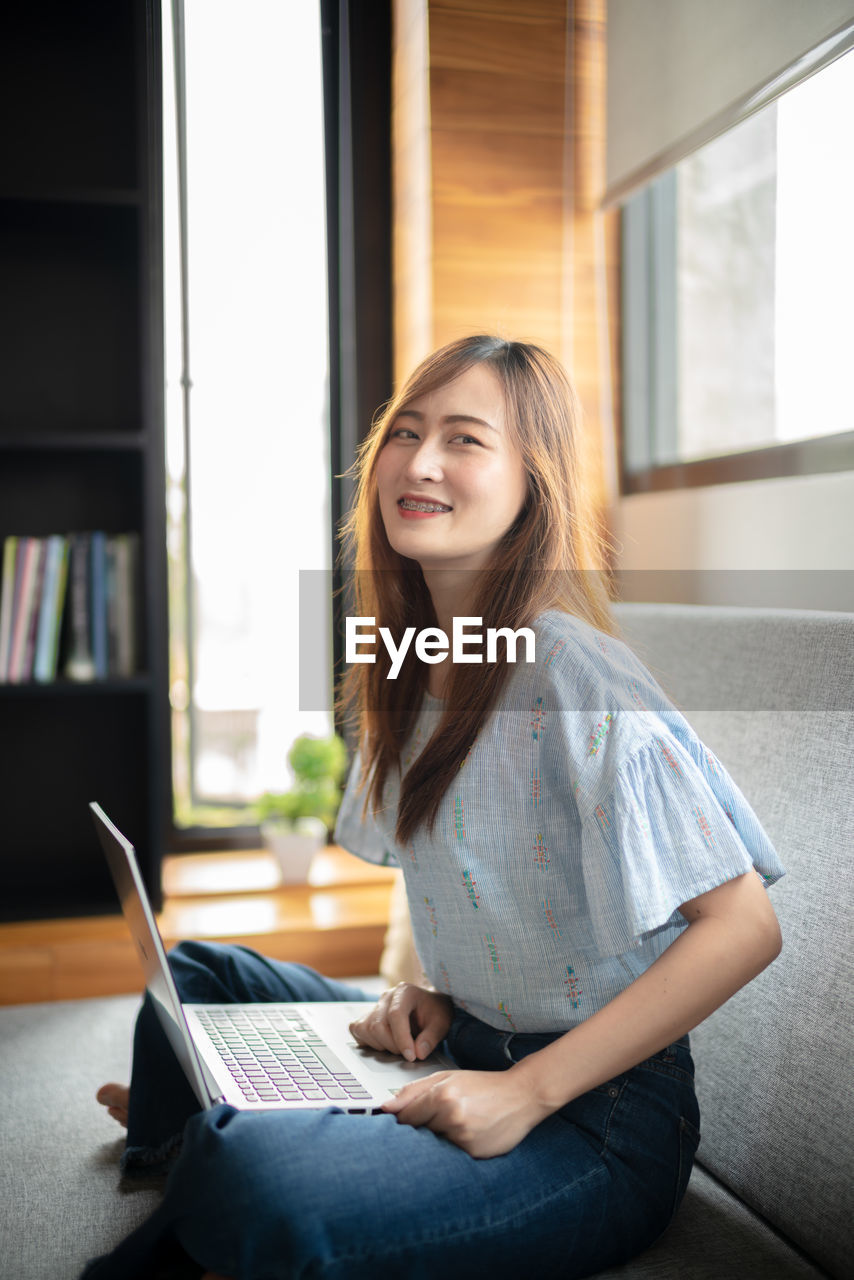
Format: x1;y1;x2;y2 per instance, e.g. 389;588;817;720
1;530;137;683
20;538;49;680
11;540;28;631
90;530;109;679
63;532;96;681
33;536;70;682
0;535;18;681
110;532;139;677
106;538;119;675
8;538;44;683
5;539;29;680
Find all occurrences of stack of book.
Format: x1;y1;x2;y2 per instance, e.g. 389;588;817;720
0;532;140;683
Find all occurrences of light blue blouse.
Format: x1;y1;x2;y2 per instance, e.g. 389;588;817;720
334;610;785;1033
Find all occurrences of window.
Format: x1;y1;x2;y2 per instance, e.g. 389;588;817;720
622;46;854;492
162;0;332;834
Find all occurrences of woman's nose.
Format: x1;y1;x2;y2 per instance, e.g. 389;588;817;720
403;438;444;481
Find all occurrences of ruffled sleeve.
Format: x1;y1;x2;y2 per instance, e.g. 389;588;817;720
578;728;785;958
333;751;400;868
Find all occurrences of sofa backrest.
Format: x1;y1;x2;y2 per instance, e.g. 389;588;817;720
615;603;854;1278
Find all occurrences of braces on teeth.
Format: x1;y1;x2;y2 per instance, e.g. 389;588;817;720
400;499;450;512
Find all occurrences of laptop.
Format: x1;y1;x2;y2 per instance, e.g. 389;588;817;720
90;801;451;1114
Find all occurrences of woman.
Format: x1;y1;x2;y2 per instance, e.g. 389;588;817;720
90;336;784;1279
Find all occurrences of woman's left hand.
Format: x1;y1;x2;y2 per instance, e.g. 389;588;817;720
381;1067;550;1158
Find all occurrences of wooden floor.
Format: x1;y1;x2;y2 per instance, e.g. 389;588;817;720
0;846;398;1005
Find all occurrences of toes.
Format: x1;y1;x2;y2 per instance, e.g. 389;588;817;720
97;1082;130;1107
97;1082;130;1126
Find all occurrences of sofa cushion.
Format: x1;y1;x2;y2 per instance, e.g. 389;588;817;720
1;992;828;1280
598;1163;825;1279
616;604;854;1279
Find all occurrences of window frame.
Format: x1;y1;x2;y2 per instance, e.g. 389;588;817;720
620;139;854;498
163;0;392;853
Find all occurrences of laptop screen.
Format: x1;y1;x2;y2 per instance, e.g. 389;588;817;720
89;801;214;1108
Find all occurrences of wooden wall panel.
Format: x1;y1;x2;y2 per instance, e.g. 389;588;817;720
392;0;432;384
428;0;568;356
429;6;568;81
430;68;566;138
428;0;565;14
392;0;620;535
569;0;621;517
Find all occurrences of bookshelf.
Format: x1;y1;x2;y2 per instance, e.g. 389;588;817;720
0;1;168;921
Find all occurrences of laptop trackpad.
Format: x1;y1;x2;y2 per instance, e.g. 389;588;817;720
349;1043;450;1081
304;1001;453;1082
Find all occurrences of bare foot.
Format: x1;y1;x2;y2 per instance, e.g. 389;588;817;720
96;1082;130;1128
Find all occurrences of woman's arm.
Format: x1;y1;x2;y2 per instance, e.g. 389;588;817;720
383;870;782;1157
510;868;781;1110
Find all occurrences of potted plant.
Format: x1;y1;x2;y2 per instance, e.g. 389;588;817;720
255;733;349;883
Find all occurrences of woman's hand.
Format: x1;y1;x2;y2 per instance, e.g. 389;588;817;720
382;1067;549;1159
349;983;454;1062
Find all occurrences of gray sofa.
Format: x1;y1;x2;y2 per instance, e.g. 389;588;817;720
1;603;851;1279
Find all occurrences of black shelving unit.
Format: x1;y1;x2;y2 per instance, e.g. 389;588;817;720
0;1;168;921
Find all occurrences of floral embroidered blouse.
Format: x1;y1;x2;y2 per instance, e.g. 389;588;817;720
335;610;785;1033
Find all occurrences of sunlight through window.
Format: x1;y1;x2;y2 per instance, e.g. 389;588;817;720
163;1;331;826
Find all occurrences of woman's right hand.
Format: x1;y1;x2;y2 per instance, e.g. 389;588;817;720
349;983;454;1062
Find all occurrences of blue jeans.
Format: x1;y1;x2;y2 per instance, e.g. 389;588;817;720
81;940;700;1280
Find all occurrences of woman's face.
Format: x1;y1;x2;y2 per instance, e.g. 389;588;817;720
375;363;529;574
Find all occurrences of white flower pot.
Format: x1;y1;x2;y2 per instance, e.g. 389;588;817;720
261;818;326;884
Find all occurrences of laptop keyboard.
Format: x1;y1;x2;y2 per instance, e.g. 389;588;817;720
195;1007;375;1105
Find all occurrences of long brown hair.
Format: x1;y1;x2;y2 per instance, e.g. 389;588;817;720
338;335;616;845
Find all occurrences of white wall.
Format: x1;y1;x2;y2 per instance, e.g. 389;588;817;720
613;469;854;610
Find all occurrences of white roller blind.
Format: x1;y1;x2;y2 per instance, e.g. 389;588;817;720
606;0;854;205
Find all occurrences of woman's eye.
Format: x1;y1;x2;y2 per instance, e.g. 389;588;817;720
453;434;481;446
389;427;418;440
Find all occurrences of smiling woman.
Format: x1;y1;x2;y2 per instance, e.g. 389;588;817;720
85;336;784;1280
375;364;529;578
340;334;617;820
343;334;612;716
